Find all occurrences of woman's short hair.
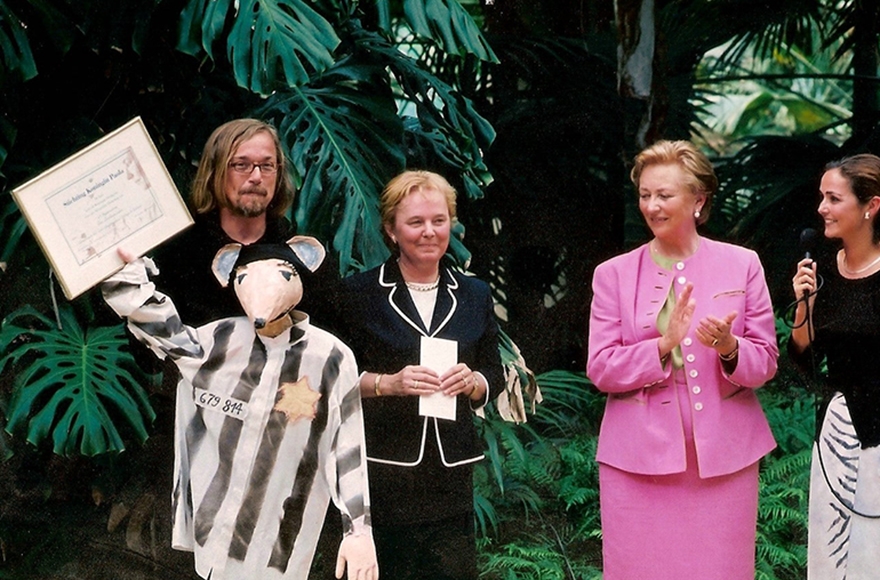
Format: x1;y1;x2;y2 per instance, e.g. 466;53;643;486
190;119;293;218
379;170;458;249
825;153;880;243
630;140;718;226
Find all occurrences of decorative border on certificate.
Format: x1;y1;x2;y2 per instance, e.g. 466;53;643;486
12;117;193;299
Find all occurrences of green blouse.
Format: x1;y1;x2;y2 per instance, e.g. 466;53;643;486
652;251;684;370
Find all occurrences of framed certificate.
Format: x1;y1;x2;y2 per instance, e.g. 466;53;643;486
12;117;193;299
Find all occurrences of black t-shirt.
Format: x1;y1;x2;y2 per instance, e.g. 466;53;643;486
154;212;342;332
790;257;880;447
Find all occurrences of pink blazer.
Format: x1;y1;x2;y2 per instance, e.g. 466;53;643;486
587;237;777;478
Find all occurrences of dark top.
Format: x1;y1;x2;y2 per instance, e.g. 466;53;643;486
154;212;341;331
339;258;504;525
789;258;880;447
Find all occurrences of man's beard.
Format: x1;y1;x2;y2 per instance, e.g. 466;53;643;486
231;188;270;217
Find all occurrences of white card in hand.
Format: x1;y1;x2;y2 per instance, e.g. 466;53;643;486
418;336;458;420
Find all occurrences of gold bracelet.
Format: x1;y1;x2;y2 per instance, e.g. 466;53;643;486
373;373;383;396
719;341;739;361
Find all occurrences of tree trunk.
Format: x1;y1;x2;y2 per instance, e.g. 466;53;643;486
850;0;880;145
615;0;665;150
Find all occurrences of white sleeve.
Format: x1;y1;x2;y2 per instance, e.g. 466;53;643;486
101;257;203;360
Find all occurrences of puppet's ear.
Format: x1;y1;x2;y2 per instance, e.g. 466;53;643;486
212;243;242;288
287;236;326;273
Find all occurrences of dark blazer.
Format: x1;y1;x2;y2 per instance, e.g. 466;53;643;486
341;258;504;467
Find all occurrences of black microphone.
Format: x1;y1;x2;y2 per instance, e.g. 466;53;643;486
800;227;819;260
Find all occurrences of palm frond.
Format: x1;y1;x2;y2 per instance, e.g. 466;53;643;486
530;370;602;438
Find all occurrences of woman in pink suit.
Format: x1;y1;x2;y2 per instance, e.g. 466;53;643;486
587;140;778;579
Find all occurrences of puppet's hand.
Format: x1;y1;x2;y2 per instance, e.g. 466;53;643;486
116;246;138;263
102;254;160;318
335;533;378;580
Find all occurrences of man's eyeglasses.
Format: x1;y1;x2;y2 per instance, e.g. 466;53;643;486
228;161;278;175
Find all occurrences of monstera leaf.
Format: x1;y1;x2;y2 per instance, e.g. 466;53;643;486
177;0;340;94
356;29;495;200
0;198;26;276
0;1;37;82
258;58;406;274
403;0;497;62
0;305;156;456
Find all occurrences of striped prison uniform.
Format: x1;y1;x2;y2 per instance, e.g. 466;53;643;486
103;258;370;580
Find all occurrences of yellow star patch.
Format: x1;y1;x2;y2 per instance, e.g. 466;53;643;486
274;377;321;423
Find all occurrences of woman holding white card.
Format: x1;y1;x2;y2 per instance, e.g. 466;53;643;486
339;170;503;580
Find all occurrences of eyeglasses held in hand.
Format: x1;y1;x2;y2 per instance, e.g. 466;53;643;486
228;161;278;175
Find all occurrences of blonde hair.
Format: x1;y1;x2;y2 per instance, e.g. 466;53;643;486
379;170;458;249
630;140;718;226
190;119;293;218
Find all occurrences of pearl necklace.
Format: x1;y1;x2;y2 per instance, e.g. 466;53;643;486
405;278;439;292
398;257;440;291
841;250;880;275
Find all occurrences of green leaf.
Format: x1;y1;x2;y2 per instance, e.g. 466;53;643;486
258;57;406;274
446;220;472;269
0;212;26;264
357;30;495;200
177;0;341;94
13;0;77;55
0;305;156;456
0;110;15;180
0;185;26;264
0;1;37;81
402;0;497;62
177;0;231;59
375;0;392;32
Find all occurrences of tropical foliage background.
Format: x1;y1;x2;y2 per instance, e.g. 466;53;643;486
1;0;878;577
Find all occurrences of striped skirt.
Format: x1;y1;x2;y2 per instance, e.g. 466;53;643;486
809;392;880;580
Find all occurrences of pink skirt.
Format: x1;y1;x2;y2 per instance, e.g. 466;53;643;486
599;372;760;580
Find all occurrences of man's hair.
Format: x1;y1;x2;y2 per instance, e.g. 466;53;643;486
190;119;293;218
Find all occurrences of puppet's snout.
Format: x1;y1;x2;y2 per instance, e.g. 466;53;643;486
232;259;304;336
212;236;325;337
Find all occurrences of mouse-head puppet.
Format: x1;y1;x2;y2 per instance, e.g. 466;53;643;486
101;233;376;579
211;235;325;337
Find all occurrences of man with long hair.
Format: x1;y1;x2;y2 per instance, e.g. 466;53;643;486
157;118;338;328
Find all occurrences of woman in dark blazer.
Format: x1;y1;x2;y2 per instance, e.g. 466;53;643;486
340;170;503;580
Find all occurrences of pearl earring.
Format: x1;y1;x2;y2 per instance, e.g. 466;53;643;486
866;212;872;220
694;210;701;219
